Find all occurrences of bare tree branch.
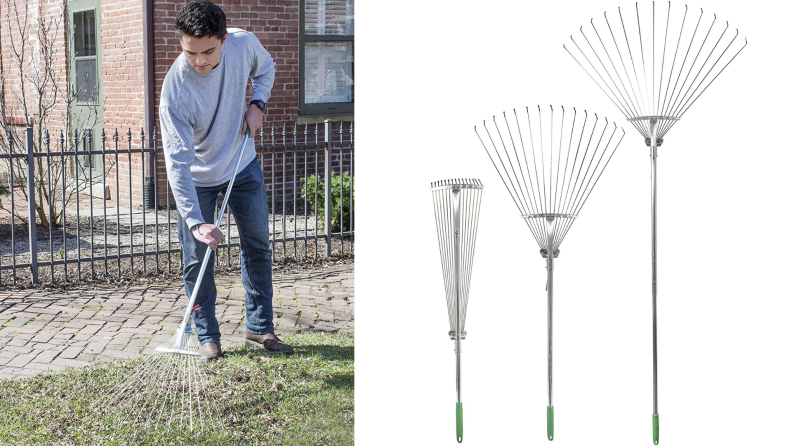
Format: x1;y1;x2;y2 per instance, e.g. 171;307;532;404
0;0;111;227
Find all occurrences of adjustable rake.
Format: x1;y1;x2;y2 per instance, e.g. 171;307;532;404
431;179;483;444
91;129;252;437
475;106;624;441
564;3;747;442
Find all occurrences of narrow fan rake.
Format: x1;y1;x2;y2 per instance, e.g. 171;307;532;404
476;106;624;441
431;179;483;444
564;3;747;442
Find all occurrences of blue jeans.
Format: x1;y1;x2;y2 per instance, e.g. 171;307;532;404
177;159;274;345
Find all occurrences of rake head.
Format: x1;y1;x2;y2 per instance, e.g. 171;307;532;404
475;106;624;255
564;1;747;142
90;326;223;437
431;179;483;337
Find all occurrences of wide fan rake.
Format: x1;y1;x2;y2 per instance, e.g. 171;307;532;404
564;3;747;442
476;106;624;441
431;179;483;444
89;129;253;437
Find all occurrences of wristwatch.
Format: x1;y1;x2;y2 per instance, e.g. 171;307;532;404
191;223;204;234
249;99;266;112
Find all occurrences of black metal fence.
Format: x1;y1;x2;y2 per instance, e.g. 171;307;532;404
0;121;354;286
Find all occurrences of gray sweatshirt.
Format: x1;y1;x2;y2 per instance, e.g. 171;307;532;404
159;28;275;229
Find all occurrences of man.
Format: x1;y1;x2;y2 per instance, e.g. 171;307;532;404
160;0;293;361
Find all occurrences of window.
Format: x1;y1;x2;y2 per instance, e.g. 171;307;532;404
73;9;98;103
300;0;354;115
69;1;104;180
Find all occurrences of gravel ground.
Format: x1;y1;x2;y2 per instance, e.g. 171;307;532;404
0;208;353;288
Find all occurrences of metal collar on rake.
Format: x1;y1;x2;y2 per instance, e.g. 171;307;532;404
627;116;679;146
448;330;467;340
523;214;577;258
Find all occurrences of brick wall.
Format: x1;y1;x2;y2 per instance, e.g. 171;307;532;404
100;0;147;207
151;0;301;207
153;0;300;125
1;0;348;217
0;0;73;195
0;0;147;205
0;0;71;138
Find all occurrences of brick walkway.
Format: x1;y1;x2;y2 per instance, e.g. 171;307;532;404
0;264;353;379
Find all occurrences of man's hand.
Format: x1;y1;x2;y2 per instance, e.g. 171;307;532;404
192;223;224;251
241;104;264;136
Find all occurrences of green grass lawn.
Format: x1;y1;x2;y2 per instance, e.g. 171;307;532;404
0;331;353;446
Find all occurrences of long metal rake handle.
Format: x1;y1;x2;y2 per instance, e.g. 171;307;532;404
174;128;250;350
546;217;555;442
452;187;463;443
649;119;660;446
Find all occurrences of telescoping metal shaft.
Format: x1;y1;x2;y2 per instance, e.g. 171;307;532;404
545;216;555;441
452;186;462;408
649;118;659;439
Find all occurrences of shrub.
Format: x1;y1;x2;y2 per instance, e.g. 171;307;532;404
301;171;354;233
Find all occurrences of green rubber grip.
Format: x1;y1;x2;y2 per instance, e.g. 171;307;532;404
456;403;463;443
547;406;554;441
653;414;659;445
245;128;250;136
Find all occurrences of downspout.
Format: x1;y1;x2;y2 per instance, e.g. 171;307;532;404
1;14;5;118
142;0;156;208
1;3;7;125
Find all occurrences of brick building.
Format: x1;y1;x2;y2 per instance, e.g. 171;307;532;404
0;0;353;207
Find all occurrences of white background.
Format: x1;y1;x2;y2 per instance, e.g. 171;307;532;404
355;0;791;445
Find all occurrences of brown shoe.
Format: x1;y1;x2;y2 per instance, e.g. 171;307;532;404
197;341;223;362
245;332;294;355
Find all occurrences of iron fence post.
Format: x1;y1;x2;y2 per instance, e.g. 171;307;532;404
324;120;332;257
25;127;38;284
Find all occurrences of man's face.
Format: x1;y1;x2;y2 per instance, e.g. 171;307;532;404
180;33;226;74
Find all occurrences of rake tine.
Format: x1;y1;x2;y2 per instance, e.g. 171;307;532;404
511;110;540;215
590;18;644;120
660;8;705;120
675;34;747;119
658;4;688;117
665;20;733;123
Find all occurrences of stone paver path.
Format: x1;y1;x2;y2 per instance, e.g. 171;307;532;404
0;264;353;379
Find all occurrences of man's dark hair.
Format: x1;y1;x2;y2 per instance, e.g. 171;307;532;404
175;0;226;40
